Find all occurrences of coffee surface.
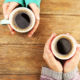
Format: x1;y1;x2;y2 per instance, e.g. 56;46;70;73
15;12;30;29
57;38;72;55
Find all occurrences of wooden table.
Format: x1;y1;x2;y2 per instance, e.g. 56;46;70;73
0;0;80;80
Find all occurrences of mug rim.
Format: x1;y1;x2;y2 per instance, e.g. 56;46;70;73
9;7;35;33
51;34;77;60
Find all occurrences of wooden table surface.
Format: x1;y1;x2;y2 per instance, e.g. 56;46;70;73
0;0;80;80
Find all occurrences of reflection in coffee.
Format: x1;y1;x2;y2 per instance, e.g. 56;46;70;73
57;38;72;55
14;12;30;29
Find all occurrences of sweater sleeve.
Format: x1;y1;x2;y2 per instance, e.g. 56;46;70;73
25;0;41;8
40;67;62;80
4;0;24;7
63;67;80;80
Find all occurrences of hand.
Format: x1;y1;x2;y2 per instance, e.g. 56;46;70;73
28;3;40;37
2;2;19;34
43;33;63;72
64;46;80;73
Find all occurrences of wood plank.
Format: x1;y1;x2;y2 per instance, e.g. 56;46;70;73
0;45;46;74
0;44;80;74
1;0;80;15
40;0;80;15
0;15;80;44
0;75;40;80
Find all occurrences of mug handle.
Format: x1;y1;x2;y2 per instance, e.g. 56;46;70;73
0;19;10;25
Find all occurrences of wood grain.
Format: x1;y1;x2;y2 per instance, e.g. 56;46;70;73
0;15;80;44
0;44;79;74
1;0;80;15
0;45;46;74
0;75;40;80
0;0;80;79
40;0;80;15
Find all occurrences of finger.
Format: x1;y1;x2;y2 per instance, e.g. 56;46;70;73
44;33;56;56
29;3;40;20
28;4;40;37
2;3;10;19
7;2;19;18
47;49;62;63
45;33;56;48
64;47;80;73
45;50;63;70
29;3;40;12
76;45;80;59
43;33;56;55
28;19;40;37
72;47;80;61
65;47;80;65
8;25;15;34
71;47;80;60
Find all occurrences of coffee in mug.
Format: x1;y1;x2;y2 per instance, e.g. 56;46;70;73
51;34;77;60
0;7;35;33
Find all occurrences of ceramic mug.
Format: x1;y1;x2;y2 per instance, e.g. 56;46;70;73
0;7;35;33
51;34;77;60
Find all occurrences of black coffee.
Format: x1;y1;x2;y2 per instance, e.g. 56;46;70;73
57;38;72;55
15;12;30;29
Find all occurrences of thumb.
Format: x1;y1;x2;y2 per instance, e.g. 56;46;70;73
7;2;19;18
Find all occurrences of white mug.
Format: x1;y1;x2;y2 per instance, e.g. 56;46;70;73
51;34;77;60
0;7;35;33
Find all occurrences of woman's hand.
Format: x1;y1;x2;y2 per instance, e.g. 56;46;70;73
2;2;19;34
28;3;40;37
43;33;63;72
64;46;80;73
3;3;40;36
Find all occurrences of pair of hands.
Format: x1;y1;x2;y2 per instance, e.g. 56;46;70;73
3;2;40;37
43;33;80;73
3;2;80;73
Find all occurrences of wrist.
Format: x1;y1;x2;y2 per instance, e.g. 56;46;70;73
41;67;62;80
63;67;78;80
